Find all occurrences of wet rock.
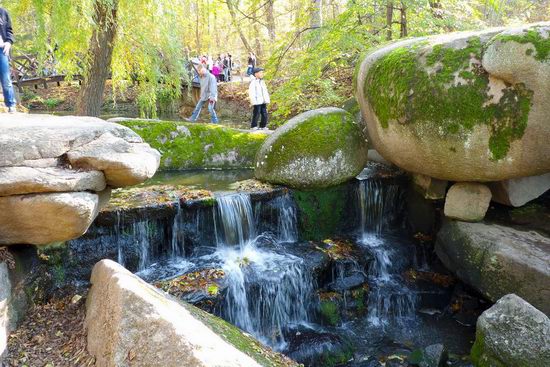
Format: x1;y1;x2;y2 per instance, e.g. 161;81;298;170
356;24;550;181
357;357;383;367
327;272;367;292
284;326;353;367
412;174;448;200
471;294;550;367
0;192;99;245
0;262;11;361
0;167;106;196
255;107;368;189
409;344;448;367
86;259;265;367
436;220;550;314
444;183;491;222
489;173;550;207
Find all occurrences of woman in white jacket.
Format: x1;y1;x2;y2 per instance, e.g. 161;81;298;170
249;68;270;130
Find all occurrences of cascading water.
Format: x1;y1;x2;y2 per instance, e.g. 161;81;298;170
214;193;256;247
274;194;298;243
170;202;185;258
212;192;314;350
356;179;417;327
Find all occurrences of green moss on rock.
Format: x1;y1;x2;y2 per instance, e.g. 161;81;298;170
118;120;268;170
364;37;533;160
255;108;368;189
183;303;299;367
320;300;340;326
292;184;348;241
493;27;550;61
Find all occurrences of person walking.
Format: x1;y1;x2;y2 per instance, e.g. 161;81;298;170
246;52;256;76
189;65;218;123
212;61;221;82
227;54;233;81
0;7;16;113
248;67;270;130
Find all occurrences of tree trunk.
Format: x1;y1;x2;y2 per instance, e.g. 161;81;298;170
266;0;276;41
310;0;323;28
75;0;118;117
386;1;394;41
253;7;262;60
226;0;253;53
195;0;201;53
400;2;407;38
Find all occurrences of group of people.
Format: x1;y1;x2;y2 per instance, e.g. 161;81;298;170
198;54;233;82
189;61;270;130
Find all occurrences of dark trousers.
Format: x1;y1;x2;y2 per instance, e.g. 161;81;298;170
251;104;268;128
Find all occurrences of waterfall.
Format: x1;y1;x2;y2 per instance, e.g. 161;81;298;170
214;193;256;247
356;179;417;327
220;244;315;350
212;192;312;350
357;179;400;235
170;202;185;258
274;194;298;243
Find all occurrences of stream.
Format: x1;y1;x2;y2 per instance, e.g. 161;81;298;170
67;168;480;366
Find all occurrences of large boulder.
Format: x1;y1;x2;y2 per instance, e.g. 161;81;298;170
86;259;296;367
471;294;550;367
0;192;99;245
436;220;550;314
255;108;368;189
356;23;550;182
115;119;269;170
0;114;160;245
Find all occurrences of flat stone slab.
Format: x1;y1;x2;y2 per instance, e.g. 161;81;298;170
436;220;550;315
0;192;99;245
0;167;106;196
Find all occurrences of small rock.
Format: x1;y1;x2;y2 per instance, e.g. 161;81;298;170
70;294;82;304
412;174;448;200
444;183;491;222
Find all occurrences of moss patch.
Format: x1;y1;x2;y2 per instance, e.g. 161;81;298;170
292;185;348;241
320;300;340;326
118;120;268;170
183;303;299;367
364;37;534;160
493;27;550;61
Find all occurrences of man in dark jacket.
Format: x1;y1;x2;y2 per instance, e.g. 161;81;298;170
0;7;16;112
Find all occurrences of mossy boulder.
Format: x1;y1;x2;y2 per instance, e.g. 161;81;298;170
356;23;550;182
471;294;550;367
254;108;368;189
116;119;269;170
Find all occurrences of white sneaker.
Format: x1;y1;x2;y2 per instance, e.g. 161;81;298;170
262;127;269;131
251;127;259;130
7;106;16;113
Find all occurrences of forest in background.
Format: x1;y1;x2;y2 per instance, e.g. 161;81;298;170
4;0;550;122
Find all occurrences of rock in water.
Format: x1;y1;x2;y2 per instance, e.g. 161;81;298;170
356;23;550;182
86;260;290;367
436;220;550;314
444;182;491;222
471;294;550;367
254;107;368;189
